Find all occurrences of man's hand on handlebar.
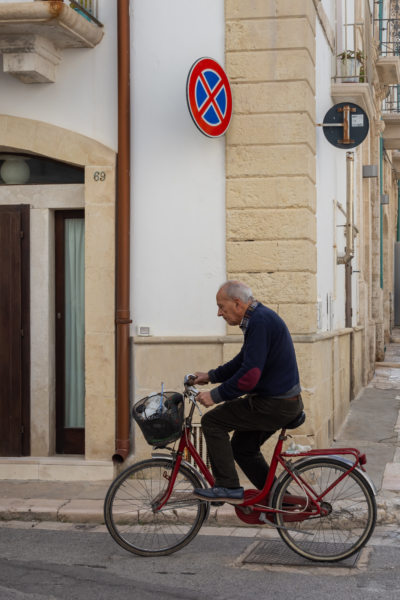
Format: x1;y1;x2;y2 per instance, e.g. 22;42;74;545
197;391;215;408
194;372;209;385
190;373;215;406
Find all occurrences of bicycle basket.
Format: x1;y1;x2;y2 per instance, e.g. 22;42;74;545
132;392;184;447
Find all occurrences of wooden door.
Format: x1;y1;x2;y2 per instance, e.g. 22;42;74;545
0;205;30;456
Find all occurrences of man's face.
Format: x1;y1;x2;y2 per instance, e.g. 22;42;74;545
216;289;247;326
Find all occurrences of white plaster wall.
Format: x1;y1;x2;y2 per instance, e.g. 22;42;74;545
0;0;118;151
321;0;335;24
131;0;226;336
316;8;347;331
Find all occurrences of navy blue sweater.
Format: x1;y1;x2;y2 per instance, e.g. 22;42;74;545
209;302;300;403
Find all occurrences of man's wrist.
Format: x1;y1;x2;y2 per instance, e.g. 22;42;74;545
208;369;217;383
210;387;223;404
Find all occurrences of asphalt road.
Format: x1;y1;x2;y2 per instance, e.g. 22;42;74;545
0;522;400;599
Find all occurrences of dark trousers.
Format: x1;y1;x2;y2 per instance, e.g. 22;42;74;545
201;394;303;489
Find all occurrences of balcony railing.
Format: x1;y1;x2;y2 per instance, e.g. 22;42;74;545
39;0;102;27
375;0;400;56
333;14;371;84
383;84;400;112
378;37;400;56
69;1;100;24
72;0;97;17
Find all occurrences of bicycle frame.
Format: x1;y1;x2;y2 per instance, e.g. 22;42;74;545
152;396;214;511
153;388;370;520
240;436;367;513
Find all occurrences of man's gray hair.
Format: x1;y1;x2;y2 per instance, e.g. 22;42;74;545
220;280;254;303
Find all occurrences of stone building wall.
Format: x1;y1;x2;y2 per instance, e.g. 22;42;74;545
225;0;317;335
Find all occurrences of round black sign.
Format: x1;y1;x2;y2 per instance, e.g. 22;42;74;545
323;102;369;149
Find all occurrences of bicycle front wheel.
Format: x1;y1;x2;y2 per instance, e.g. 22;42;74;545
272;457;376;562
104;458;208;556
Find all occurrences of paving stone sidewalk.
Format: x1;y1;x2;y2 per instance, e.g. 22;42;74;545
1;339;400;526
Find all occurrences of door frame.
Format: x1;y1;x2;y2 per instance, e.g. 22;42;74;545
55;209;85;454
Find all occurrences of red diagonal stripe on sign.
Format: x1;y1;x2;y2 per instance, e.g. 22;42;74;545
198;72;224;122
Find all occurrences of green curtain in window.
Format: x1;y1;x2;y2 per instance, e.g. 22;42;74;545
64;218;85;428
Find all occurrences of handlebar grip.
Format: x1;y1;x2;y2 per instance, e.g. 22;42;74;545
184;374;197;386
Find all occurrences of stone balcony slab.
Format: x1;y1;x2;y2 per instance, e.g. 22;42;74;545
376;55;400;85
331;82;376;121
382;113;400;150
0;1;103;83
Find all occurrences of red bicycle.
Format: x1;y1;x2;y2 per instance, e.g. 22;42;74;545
104;375;377;562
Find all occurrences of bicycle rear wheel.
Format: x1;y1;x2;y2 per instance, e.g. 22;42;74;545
104;458;208;556
272;457;376;562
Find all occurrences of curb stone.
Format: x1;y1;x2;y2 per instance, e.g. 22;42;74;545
0;494;399;527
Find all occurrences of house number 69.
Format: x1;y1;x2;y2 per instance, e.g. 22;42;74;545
94;171;106;182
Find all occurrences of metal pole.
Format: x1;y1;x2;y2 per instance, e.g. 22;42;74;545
345;151;354;328
337;151;355;266
346;151;354;260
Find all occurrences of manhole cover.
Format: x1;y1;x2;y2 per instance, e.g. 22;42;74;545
242;540;360;567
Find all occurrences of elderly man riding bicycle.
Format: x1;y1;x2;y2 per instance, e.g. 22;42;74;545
193;280;303;504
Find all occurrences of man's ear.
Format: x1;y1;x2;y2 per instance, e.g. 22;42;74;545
234;298;245;312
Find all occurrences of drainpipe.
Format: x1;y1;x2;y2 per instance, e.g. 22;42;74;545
380;136;384;289
397;181;400;242
114;0;131;463
378;0;384;289
336;151;354;399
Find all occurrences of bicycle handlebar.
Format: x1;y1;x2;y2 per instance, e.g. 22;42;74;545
184;374;197;387
184;374;202;417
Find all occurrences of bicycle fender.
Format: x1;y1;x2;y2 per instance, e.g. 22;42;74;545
270;455;377;499
151;452;211;519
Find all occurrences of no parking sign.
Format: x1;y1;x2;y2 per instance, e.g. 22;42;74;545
186;57;232;138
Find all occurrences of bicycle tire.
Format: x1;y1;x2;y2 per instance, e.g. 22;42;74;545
104;458;208;556
272;457;376;562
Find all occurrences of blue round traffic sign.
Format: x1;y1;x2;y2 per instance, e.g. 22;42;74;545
323;102;369;149
186;57;232;138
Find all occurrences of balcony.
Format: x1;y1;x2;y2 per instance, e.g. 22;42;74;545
375;1;400;84
382;85;400;149
0;1;104;83
392;150;400;173
331;7;376;119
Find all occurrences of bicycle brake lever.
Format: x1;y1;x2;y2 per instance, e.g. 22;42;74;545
186;391;202;417
193;397;203;418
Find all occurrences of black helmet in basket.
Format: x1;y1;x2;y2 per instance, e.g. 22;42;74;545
132;391;184;447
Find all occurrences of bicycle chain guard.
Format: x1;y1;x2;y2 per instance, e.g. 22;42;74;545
235;489;311;524
234;490;274;525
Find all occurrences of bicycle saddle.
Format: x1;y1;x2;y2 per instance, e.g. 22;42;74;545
285;411;306;430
